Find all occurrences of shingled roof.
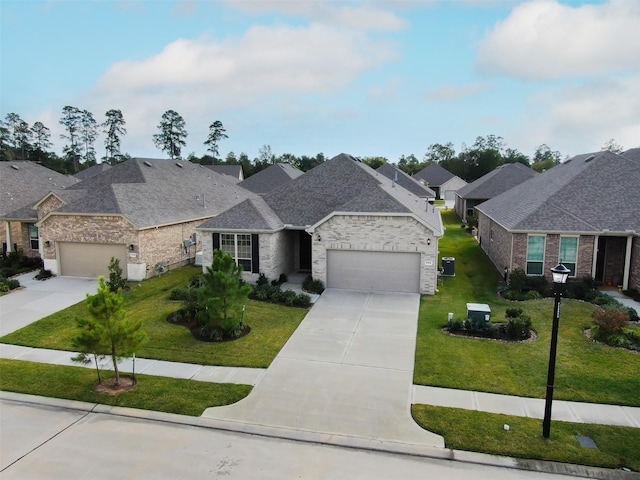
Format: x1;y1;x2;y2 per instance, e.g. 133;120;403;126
75;163;111;180
413;163;457;186
40;158;256;229
476;150;640;233
1;161;79;221
238;163;304;194
456;162;537;200
199;153;443;235
203;164;243;182
376;164;436;198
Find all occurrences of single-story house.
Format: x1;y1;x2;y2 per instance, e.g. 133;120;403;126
476;149;640;291
376;164;436;198
1;161;79;257
197;153;444;294
413;164;467;201
35;158;255;280
237;162;304;194
455;163;537;223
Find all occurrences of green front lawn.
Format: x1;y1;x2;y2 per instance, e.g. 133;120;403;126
0;266;307;368
415;210;640;406
0;359;251;416
412;405;640;471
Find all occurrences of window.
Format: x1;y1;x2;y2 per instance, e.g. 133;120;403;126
559;236;578;277
526;235;545;275
221;233;252;272
29;225;39;250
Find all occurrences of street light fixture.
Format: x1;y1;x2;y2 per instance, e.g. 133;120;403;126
542;263;571;438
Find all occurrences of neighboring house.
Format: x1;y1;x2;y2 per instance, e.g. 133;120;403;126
198;154;444;294
204;164;244;181
376;164;436;198
74;163;112;181
1;161;79;257
413;164;467;201
35;158;255;280
455;163;537;223
476;150;640;291
238;163;304;194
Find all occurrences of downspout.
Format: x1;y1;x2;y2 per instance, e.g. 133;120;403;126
5;221;12;253
591;235;599;279
623;234;633;291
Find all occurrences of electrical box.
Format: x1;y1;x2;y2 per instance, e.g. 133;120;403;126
466;303;491;323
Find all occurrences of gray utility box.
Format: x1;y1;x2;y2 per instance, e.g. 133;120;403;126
467;303;491;323
442;257;455;276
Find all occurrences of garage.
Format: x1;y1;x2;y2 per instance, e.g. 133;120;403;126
326;250;420;293
58;242;128;278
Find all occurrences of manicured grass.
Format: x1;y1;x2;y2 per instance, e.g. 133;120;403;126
0;359;251;416
412;405;640;472
0;266;308;368
414;210;640;406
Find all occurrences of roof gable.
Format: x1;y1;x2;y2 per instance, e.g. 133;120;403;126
376;164;436;198
456;163;537;199
413;164;456;186
238;163;303;194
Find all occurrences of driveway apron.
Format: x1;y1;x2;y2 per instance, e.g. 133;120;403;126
203;289;444;448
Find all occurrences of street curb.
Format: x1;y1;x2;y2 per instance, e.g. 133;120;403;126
2;391;636;479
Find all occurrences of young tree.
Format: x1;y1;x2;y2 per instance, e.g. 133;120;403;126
196;250;252;340
532;144;563;172
73;277;147;386
204;120;228;161
601;138;623;154
423;142;456;165
59;106;82;172
102;109;127;165
152;109;187;160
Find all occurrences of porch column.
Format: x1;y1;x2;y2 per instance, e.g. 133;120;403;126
5;221;13;253
591;235;599;279
623;235;633;291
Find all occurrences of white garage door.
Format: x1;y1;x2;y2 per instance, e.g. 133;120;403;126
59;242;128;278
327;250;420;293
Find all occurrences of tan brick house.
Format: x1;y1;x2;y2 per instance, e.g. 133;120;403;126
1;161;79;257
476;149;640;291
35;158;255;281
198;154;444;294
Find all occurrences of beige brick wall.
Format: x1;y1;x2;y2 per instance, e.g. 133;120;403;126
311;214;438;295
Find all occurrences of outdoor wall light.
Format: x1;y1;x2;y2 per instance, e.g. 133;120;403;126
129;244;135;251
44;240;51;247
427;238;431;246
316;233;321;242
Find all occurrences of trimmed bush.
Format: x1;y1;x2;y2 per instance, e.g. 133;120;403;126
507;269;526;293
505;307;523;318
592;305;629;338
505;315;532;341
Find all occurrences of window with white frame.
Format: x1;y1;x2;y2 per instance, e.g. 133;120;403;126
221;233;252;271
526;235;545;275
29;224;39;250
559;236;578;277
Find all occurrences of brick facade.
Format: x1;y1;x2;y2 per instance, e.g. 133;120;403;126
311;214;438;295
478;212;512;276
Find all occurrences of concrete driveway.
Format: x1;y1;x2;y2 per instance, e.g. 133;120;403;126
0;273;98;337
203;288;444;448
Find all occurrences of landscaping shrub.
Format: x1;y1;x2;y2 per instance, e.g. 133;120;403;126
447;317;464;331
525;275;549;296
627;307;639;323
169;287;190;301
592;305;629;338
278;273;288;284
107;257;127;292
282;289;298;306
294;293;311;307
256;273;269;287
0;277;20;293
34;268;53;280
463;318;496;336
623;288;640;302
566;276;598;302
505;307;523;318
525;290;542;300
0;251;43;278
505;315;532;341
507;269;526;294
302;276;325;294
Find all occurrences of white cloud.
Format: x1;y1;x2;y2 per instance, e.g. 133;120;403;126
477;0;640;80
509;75;640;156
424;82;490;102
225;0;407;31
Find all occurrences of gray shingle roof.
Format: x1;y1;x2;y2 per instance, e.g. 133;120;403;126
1;161;79;220
74;163;112;180
622;147;640;161
238;163;303;194
200;153;443;236
46;158;256;229
476;151;640;233
203;164;243;181
376;164;436;198
456;163;537;199
413;163;456;186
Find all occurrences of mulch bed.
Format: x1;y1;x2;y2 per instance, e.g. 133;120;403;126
94;376;136;395
167;311;250;342
442;324;538;344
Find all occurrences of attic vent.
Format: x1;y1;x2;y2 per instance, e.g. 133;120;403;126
11;164;19;170
176;162;183;168
565;159;572;163
144;161;153;167
585;155;595;163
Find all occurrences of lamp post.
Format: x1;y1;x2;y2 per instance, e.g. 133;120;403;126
542;263;571;438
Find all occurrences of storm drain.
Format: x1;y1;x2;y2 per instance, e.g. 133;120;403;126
576;435;598;449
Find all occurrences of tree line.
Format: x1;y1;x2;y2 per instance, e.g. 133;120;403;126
0;108;624;181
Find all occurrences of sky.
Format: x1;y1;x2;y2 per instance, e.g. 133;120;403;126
1;0;639;163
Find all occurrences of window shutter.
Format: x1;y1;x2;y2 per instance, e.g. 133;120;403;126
251;234;259;273
213;233;220;250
